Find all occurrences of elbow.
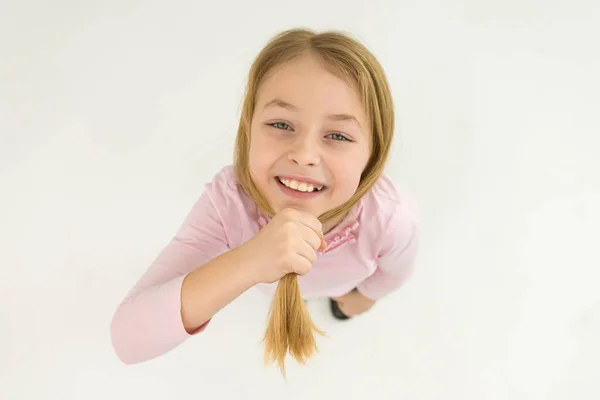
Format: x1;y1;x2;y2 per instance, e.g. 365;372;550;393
110;308;144;365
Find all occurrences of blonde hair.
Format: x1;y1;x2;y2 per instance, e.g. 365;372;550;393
233;28;395;376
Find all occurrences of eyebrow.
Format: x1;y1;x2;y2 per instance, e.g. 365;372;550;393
262;98;362;128
263;99;297;111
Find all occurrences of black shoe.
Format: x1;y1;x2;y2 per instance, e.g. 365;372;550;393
329;298;351;320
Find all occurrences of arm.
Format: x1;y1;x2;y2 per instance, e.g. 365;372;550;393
180;246;258;333
110;188;246;365
356;200;419;301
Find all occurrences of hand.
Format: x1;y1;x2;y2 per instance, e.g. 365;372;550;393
240;208;327;284
331;289;375;317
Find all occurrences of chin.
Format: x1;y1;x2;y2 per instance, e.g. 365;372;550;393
271;202;321;216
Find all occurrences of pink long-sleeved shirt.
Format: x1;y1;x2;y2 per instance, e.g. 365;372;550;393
110;165;419;364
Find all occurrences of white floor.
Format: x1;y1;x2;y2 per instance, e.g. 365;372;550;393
1;1;599;399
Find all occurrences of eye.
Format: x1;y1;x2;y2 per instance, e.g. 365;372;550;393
327;132;351;142
268;121;292;130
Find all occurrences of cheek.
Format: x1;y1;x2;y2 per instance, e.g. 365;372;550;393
248;134;276;182
337;166;362;194
328;151;369;197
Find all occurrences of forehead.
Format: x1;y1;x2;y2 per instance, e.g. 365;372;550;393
255;54;367;122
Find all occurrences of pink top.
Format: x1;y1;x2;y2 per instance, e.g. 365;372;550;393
110;165;419;364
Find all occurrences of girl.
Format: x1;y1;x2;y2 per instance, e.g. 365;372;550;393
110;28;419;369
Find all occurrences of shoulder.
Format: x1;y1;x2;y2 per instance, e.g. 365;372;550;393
199;164;259;230
358;173;419;248
201;165;241;201
203;165;237;195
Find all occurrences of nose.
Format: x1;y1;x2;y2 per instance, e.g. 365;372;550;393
287;134;320;167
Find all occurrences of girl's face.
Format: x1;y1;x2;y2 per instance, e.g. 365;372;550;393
248;53;371;225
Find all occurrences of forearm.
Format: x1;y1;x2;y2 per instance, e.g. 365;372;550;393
181;246;258;333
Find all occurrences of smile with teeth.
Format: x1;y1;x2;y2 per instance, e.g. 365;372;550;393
277;177;324;193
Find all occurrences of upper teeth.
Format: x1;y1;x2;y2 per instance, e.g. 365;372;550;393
279;178;323;192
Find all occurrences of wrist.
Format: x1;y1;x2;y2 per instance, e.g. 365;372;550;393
228;245;261;286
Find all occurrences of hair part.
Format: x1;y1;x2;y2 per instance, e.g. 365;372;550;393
233;28;395;376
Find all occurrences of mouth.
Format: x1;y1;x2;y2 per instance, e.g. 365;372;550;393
275;176;326;193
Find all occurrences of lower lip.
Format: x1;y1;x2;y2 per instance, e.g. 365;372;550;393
275;178;325;199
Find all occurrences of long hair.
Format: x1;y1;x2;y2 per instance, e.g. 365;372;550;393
233;28;395;376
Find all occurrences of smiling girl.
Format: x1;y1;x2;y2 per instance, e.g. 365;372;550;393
110;28;419;373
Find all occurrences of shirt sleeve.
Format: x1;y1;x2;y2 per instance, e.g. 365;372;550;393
356;199;419;301
110;186;230;365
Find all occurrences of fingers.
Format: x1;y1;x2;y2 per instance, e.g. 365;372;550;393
282;208;323;241
295;238;318;265
294;211;327;252
309;231;326;251
278;208;325;251
296;220;323;252
291;244;315;276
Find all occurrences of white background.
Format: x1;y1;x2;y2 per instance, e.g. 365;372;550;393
1;1;599;399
